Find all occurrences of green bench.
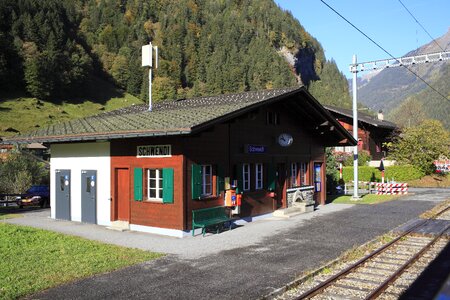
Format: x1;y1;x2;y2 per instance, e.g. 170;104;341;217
192;206;232;236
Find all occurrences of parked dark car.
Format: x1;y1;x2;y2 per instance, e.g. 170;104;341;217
16;185;50;208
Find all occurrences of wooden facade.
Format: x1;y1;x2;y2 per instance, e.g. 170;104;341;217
110;105;328;231
325;106;397;161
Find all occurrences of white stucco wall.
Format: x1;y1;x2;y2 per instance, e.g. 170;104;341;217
50;142;111;226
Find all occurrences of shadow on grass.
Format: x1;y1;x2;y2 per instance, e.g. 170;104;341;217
0;205;49;217
0;76;124;106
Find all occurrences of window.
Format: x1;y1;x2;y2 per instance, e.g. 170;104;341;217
135;168;174;203
146;169;163;200
242;163;250;191
291;163;298;186
291;163;308;187
266;111;280;125
255;163;263;189
201;165;212;196
299;162;307;185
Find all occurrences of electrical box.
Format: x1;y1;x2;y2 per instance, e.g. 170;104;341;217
142;44;153;67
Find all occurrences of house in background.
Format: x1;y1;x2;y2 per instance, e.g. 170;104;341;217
324;105;398;163
5;87;355;237
0;143;13;160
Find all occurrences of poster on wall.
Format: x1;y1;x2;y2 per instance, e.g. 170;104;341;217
314;163;322;192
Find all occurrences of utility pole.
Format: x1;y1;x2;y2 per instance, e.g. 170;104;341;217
142;42;158;111
349;50;449;198
350;55;360;200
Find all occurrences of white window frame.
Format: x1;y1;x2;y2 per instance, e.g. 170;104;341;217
147;168;163;201
255;163;263;190
299;163;307;186
291;163;298;186
201;164;213;196
242;163;251;191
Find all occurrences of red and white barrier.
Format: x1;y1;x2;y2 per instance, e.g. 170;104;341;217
375;183;408;195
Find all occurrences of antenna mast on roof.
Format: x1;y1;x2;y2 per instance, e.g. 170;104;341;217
142;42;158;111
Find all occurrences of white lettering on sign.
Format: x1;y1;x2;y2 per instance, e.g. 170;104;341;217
137;145;172;158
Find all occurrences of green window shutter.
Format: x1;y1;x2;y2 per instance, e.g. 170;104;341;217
236;164;243;192
216;165;225;195
134;168;143;201
191;164;202;199
162;168;174;204
268;163;276;191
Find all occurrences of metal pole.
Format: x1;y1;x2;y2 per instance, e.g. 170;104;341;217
148;67;152;112
351;54;359;199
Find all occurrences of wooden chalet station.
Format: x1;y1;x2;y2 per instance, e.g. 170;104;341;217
7;87;356;237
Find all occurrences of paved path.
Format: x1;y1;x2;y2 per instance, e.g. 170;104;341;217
6;188;449;299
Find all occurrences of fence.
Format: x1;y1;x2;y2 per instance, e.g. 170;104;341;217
344;181;377;195
375;183;408;195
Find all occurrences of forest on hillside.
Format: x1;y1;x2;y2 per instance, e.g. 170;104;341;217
0;0;351;107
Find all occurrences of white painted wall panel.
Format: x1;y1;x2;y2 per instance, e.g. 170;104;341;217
50;142;111;226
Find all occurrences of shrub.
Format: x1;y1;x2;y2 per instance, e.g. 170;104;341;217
339;150;371;166
0;152;48;194
339;165;424;183
387;120;450;175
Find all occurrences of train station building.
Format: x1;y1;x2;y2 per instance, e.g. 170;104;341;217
6;87;356;237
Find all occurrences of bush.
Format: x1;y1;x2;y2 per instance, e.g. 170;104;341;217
339;150;371;166
339;165;424;183
0;152;49;194
387;120;450;175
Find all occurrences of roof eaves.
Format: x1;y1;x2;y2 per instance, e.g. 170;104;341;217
5;128;192;144
324;105;397;130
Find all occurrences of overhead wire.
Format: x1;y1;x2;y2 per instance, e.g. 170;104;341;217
319;0;450;103
397;0;446;52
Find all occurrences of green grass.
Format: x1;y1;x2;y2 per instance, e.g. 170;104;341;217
0;223;162;299
328;194;402;205
0;80;144;138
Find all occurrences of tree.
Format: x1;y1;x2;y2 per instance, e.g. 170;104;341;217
326;147;338;192
387;120;450;175
152;76;177;101
0;152;48;194
388;98;426;128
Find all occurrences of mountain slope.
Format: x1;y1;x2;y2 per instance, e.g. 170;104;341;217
355;28;450;128
0;0;351;107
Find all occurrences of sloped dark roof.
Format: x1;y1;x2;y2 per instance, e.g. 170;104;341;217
5;87;356;146
324;105;397;130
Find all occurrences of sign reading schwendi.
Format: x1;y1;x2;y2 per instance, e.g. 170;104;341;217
246;144;267;154
137;145;171;157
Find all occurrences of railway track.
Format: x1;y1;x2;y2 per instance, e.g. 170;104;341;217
284;205;450;300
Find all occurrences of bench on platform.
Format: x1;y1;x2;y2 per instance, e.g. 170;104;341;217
192;206;232;237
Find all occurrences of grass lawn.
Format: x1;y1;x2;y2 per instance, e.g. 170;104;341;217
328;194;402;205
408;174;450;188
0;79;144;138
0;223;162;299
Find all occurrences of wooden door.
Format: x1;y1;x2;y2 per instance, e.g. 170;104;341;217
115;168;130;221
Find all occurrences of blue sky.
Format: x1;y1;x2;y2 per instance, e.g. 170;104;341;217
275;0;449;78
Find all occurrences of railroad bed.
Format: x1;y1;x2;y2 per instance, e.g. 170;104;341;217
274;205;450;300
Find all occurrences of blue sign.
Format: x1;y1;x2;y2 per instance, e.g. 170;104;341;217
247;144;267;154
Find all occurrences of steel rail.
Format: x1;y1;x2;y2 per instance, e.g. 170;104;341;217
366;223;450;299
295;203;450;300
295;219;428;299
